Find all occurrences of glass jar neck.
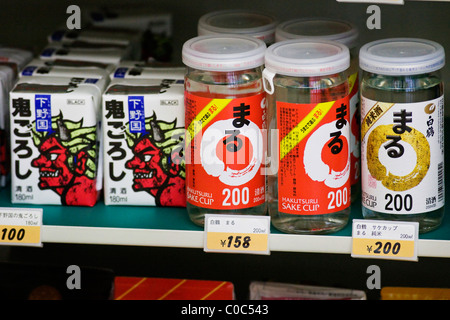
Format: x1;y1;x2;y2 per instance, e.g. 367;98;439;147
185;66;264;98
271;72;349;104
361;70;443;103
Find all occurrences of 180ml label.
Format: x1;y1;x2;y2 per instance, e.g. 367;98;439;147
361;96;445;214
185;93;266;210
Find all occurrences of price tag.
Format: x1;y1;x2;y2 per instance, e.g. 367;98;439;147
204;214;270;255
0;207;43;247
351;219;418;261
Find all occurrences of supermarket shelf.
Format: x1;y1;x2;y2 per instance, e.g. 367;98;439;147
2;185;450;258
2;115;450;258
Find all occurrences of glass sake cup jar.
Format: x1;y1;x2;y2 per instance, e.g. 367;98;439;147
276;17;361;203
359;38;445;233
197;9;278;45
182;35;268;226
263;39;351;234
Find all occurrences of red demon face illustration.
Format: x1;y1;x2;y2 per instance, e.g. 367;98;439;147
31;136;73;190
124;117;185;207
30;116;99;206
125;136;166;191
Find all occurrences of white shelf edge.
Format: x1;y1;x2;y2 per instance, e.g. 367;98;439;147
41;225;450;258
269;233;353;254
41;225;204;248
416;239;450;258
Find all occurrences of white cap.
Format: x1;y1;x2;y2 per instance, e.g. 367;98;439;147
264;39;350;77
182;35;266;72
359;38;445;75
263;40;349;94
275;18;359;49
197;9;278;44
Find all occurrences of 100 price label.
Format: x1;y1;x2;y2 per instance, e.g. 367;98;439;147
0;226;40;245
1;227;26;241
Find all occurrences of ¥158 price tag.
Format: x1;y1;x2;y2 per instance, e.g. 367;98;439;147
204;214;270;255
351;219;418;261
0;207;43;247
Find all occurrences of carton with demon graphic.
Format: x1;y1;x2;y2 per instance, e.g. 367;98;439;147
102;78;185;206
10;76;106;206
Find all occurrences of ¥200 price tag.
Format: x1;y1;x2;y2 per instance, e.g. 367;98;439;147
204;214;270;255
0;207;43;247
351;219;418;261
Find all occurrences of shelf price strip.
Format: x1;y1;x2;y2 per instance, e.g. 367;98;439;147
204;214;271;255
351;219;418;261
0;207;43;247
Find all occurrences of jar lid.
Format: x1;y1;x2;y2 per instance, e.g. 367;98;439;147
359;38;445;75
197;9;278;43
264;39;350;76
275;18;359;49
182;35;266;71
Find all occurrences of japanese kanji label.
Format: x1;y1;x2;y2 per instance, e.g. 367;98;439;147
35;94;52;132
10;76;106;206
277;96;351;215
204;214;270;255
185;93;266;210
0;207;43;247
361;96;445;214
351;219;418;261
102;79;185;206
128;96;146;133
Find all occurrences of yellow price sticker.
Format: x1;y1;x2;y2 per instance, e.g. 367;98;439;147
352;238;416;259
206;232;268;252
0;225;41;245
0;208;43;247
351;219;418;261
204;215;270;255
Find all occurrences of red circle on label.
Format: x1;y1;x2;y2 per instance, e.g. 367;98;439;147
321;136;349;173
216;134;253;171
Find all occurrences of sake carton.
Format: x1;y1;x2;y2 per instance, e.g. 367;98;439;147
21;59;111;84
102;78;185;206
39;44;126;65
48;26;143;60
88;6;173;61
10;75;107;206
89;6;172;35
0;65;16;187
0;47;33;75
111;60;184;80
25;59;117;75
48;26;142;48
64;40;134;60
